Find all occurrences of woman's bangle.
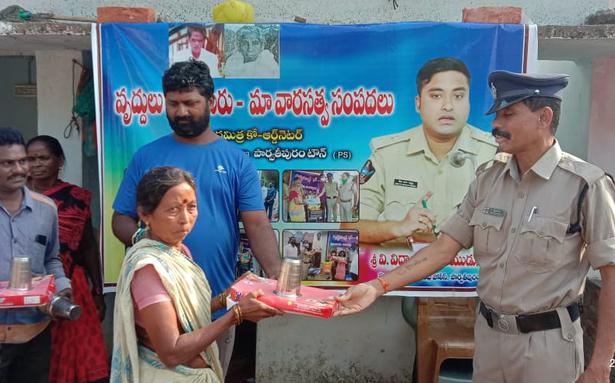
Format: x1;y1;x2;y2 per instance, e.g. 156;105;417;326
376;277;389;294
232;304;243;325
216;289;228;309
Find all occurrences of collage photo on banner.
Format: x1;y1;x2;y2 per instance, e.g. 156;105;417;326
168;23;280;78
96;21;534;294
282;230;359;283
236;230;279;278
282;170;359;223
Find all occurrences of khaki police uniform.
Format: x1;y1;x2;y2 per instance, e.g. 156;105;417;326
441;142;615;382
360;124;497;231
324;181;339;222
339;181;358;222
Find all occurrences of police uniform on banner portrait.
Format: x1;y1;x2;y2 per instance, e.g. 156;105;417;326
440;71;615;382
359;123;496;229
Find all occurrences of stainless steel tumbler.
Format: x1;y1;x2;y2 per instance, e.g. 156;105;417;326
9;256;32;290
274;258;302;298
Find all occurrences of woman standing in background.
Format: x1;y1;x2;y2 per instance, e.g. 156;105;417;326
27;135;108;383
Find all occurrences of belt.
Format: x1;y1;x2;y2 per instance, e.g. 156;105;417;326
479;301;580;334
327;196;337;199
339;199;352;203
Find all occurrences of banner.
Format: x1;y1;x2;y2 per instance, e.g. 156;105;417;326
94;22;536;295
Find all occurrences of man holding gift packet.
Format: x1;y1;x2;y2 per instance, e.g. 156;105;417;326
0;127;72;383
336;71;615;382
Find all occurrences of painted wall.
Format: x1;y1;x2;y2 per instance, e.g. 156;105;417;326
2;0;615;25
0;56;37;140
588;58;615;176
35;50;83;186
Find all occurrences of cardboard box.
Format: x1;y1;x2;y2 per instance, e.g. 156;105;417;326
227;275;339;318
0;275;55;308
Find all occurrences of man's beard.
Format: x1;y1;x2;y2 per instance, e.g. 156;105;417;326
169;114;210;138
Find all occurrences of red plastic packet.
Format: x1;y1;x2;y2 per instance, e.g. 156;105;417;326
227;274;339;318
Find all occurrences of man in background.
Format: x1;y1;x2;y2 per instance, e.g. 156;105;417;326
0;127;72;382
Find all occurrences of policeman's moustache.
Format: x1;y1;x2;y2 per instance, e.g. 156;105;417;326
449;150;476;169
492;128;512;139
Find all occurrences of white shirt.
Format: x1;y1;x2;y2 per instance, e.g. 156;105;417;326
172;48;221;77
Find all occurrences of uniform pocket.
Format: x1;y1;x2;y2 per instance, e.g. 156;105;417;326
469;210;505;256
27;241;47;275
517;216;568;273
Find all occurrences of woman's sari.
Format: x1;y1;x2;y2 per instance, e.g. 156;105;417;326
288;187;306;222
111;238;223;383
44;181;109;383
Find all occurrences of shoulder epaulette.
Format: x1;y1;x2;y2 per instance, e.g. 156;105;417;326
557;152;609;235
558;153;605;185
475;152;510;175
369;129;414;151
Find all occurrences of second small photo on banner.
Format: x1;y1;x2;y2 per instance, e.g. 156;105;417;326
282;170;359;223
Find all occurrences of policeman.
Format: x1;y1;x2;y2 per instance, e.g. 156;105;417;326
338;172;358;222
336;70;615;382
342;57;496;243
322;172;339;222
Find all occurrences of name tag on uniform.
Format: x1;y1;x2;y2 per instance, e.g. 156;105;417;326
394;179;418;188
482;207;506;217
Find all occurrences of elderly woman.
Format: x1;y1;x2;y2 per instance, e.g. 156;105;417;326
224;25;279;78
26;135;108;383
111;166;281;382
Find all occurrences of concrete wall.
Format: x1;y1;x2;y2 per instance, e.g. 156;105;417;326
537;59;593;159
2;0;615;25
257;297;415;383
587;58;615;176
0;56;37;140
35;50;83;186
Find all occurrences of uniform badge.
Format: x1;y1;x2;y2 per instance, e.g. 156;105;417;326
482;207;506;217
393;179;418;188
359;159;375;184
490;82;497;99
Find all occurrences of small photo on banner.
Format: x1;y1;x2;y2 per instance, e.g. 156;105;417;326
236;229;279;278
282;169;359;223
258;169;280;222
223;24;280;79
169;23;224;77
282;229;359;282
